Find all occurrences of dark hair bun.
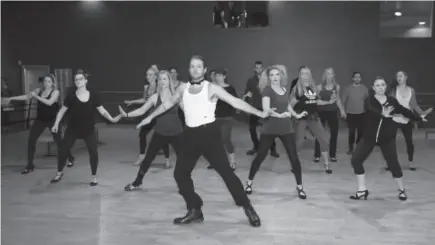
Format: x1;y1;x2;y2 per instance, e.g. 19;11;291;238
75;69;90;78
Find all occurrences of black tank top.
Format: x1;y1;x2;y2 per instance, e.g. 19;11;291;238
294;86;318;118
153;95;183;136
36;89;59;122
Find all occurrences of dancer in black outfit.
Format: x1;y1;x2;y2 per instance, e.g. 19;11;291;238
244;65;308;199
121;70;184;190
314;68;346;162
243;61;279;157
124;67;170;166
6;74;75;174
349;77;427;201
292;66;332;173
208;68;238;170
170;67;186;127
50;70;121;186
140;55;269;227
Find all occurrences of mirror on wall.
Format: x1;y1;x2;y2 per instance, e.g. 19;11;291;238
380;1;433;38
213;1;269;28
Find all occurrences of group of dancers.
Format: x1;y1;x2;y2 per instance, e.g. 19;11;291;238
3;55;432;227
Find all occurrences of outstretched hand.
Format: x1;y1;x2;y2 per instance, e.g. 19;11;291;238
421;114;428;122
51;124;59;133
124;100;133;107
118;105;127;117
111;114;123;123
423;107;433;116
382;106;394;118
258;108;276;118
137;117;152;129
295;111;308;119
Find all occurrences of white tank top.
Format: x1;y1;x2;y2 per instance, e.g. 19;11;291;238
393;88;412;124
182;81;217;127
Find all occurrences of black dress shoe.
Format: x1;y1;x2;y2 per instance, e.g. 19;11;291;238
270;151;280;158
173;209;204;225
246;149;257;155
243;203;261;227
21;166;34;175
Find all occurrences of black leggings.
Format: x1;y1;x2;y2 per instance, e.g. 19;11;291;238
347;113;365;151
351;138;403;178
314;110;339;158
174;121;250;209
249;115;276;151
395;122;414;162
27;120;74;168
139;123;170;158
58;128;98;175
135;132;184;182
248;133;302;185
219;118;234;154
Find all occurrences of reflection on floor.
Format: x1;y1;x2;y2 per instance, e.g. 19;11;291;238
2;123;435;245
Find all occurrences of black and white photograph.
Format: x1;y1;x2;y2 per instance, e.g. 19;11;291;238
1;1;435;245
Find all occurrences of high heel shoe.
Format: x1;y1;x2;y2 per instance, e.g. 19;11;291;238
21;167;34;175
66;159;75;168
296;186;307;199
324;164;333;174
90;176;98;186
245;181;253;194
398;189;407;201
409;162;416;171
349;190;369;200
50;172;64;183
124;180;142;191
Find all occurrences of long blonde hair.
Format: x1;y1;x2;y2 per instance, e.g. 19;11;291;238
322;67;337;87
258;65;288;92
294;66;317;97
157;70;176;96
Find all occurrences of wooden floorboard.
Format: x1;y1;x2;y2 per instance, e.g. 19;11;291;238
2;123;435;245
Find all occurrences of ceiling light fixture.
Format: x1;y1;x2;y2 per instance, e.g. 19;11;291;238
419;21;426;25
394;11;402;17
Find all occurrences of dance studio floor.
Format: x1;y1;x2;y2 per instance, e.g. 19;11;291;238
2;123;435;245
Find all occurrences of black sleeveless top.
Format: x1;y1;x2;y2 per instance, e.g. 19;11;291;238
215;85;237;118
293;86;318;119
36;89;59;122
153;95;183;136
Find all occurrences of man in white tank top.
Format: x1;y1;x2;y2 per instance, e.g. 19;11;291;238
138;55;272;228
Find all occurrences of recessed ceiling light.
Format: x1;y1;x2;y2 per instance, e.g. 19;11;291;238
419;21;426;25
394;11;402;17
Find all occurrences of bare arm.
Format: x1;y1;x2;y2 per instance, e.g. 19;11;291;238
53;106;68;126
125;85;149;105
96;106;122;123
124;94;157;118
220;10;228;28
146;83;185;120
409;87;425;115
128;98;146;104
335;85;346;115
8;89;39;101
341;86;348;111
32;90;59;106
213;84;263;117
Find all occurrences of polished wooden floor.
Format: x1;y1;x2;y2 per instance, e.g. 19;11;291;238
2;123;435;245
